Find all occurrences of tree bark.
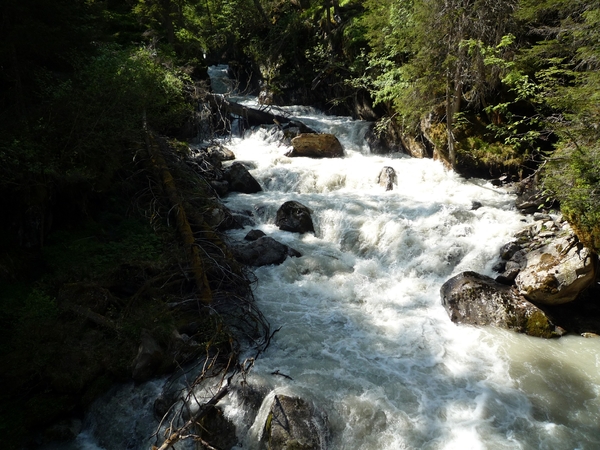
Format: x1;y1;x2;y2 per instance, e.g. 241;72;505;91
146;134;212;304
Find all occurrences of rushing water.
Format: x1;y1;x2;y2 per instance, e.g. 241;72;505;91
45;68;600;450
212;100;600;449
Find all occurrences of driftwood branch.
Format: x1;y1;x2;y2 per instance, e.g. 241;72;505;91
153;378;232;450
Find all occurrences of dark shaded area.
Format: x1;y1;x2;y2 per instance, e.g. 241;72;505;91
539;284;600;336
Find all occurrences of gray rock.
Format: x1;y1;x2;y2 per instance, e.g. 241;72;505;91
287;133;344;158
377;166;397;191
224;162;262;194
245;229;267;241
233;236;301;266
208;144;235;162
263;395;328;450
276;201;315;234
499;241;521;260
515;236;596;305
441;271;559;338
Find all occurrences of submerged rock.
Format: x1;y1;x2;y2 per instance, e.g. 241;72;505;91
287;133;344;158
263;395;328;450
276;201;315;233
441;271;560;338
233;236;301;266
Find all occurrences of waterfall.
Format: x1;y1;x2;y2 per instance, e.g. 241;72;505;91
43;70;600;450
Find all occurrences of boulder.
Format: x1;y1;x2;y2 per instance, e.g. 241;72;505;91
276;201;315;233
263;395;328;450
441;271;559;338
377;166;397;191
223;162;262;194
515;236;596;305
207;144;235;162
233;236;301;267
244;229;266;241
287;133;344;158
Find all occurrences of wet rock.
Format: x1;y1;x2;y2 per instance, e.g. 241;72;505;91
206;205;245;231
287;133;344;158
210;180;229;197
499;242;521;260
132;330;165;382
515;235;596;305
492;260;506;273
198;406;238;450
233;236;301;266
223;162;262;194
441;271;559;338
377;166;397;191
471;201;483;210
263;395;328;450
245;229;266;241
207;143;235;163
276;201;315;234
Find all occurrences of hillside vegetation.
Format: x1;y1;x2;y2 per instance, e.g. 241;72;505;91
1;0;598;446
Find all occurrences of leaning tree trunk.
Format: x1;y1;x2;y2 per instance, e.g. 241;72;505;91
145;131;212;304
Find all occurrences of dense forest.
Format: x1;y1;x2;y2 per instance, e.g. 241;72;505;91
1;0;599;447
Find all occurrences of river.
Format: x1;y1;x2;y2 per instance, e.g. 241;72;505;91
44;66;600;450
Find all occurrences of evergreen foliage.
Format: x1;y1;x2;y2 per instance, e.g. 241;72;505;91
1;0;600;445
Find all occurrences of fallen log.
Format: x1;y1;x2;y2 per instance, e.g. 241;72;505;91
146;134;212;305
207;94;315;133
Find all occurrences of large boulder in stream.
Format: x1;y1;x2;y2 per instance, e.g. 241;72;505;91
262;395;328;450
233;236;301;266
223;162;262;194
287;133;344;158
276;201;315;233
441;271;560;338
514;235;596;305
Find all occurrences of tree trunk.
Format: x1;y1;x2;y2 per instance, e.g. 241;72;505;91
146;134;212;304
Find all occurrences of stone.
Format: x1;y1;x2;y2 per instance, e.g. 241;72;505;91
441;271;559;338
210;180;229;197
287;133;344;158
515;236;596;305
263;395;328;450
276;201;315;233
198;406;237;450
223;162;262;194
499;242;521;260
233;236;301;266
377;166;397;191
244;229;266;241
131;330;165;381
207;144;235;162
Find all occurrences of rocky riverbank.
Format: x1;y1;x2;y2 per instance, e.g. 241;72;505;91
441;179;599;338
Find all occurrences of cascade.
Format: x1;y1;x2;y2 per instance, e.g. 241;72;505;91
43;68;600;450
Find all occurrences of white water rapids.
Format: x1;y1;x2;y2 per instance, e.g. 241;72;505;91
43;66;600;450
214;108;600;450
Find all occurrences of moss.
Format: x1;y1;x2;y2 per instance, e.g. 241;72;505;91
525;310;557;338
